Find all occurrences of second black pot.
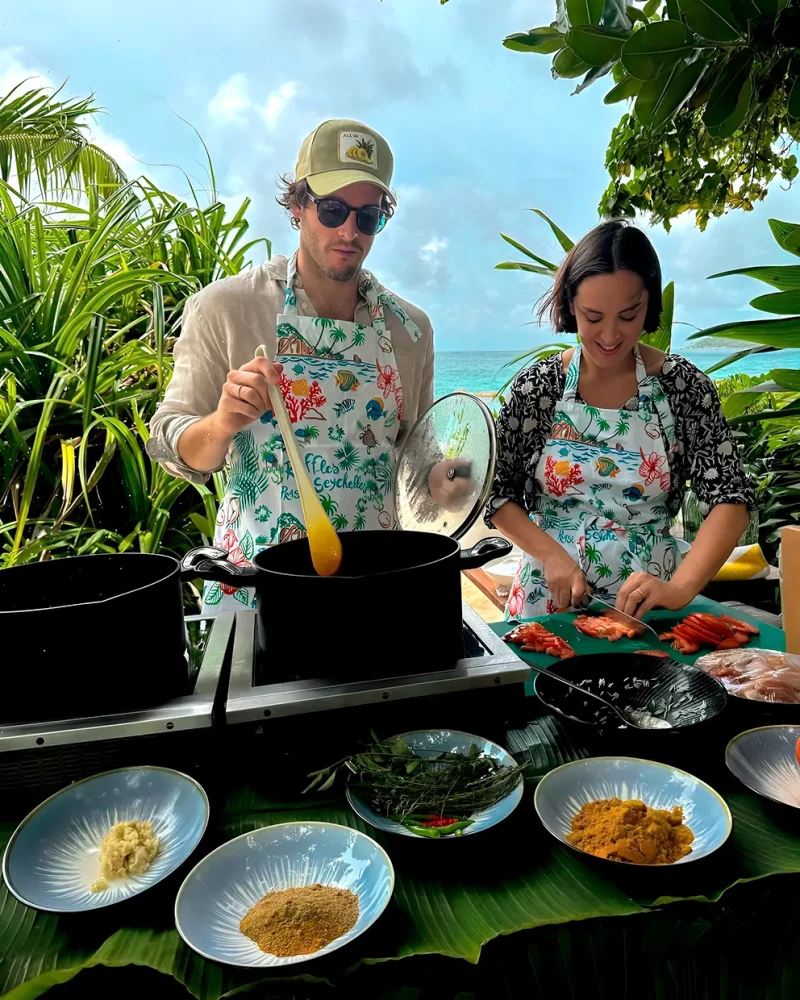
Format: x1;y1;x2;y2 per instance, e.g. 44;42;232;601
190;532;511;680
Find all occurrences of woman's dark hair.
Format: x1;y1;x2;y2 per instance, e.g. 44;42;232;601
539;220;663;334
276;175;396;231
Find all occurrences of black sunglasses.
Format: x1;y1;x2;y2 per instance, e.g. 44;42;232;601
308;194;388;236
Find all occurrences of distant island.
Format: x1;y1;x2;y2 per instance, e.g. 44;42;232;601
674;337;753;351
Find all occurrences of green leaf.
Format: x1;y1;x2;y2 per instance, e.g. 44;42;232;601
566;26;628;65
572;62;615;94
790;76;800;120
706;72;752;138
769;219;800;257
643;0;661;14
677;0;742;40
552;46;592;78
703;49;754;128
502;27;565;54
634;58;706;126
703;344;776;374
641;280;674;352
688;315;800;347
767;368;800;389
495;261;560;276
621;21;692;81
604;74;642;102
627;4;650;23
499;233;558;269
567;0;605;26
708;265;800;290
749;289;800;314
528;209;575;251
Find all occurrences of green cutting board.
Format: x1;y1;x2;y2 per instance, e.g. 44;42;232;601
490;596;785;696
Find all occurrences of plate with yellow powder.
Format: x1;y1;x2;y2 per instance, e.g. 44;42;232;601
534;757;732;866
175;822;394;967
2;766;209;912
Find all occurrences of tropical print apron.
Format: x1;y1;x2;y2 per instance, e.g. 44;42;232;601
203;252;421;613
506;345;680;621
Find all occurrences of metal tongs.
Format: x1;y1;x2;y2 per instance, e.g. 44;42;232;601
576;591;661;640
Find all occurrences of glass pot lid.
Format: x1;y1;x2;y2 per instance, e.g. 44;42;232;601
393;391;497;540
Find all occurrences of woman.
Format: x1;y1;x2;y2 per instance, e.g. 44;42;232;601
487;221;754;622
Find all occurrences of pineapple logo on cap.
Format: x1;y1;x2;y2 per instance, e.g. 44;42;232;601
339;131;377;168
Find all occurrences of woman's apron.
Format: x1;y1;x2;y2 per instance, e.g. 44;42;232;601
506;345;680;621
202;253;421;613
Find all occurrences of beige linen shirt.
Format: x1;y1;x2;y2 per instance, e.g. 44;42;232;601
147;255;435;484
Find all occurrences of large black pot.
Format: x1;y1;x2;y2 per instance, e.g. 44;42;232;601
0;550;221;721
189;531;512;681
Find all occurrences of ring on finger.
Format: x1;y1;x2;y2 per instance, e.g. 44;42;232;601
631;587;645;603
236;383;244;400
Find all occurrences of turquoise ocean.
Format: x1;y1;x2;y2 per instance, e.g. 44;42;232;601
434;348;800;398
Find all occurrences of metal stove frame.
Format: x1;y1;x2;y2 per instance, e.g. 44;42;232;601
0;613;235;753
224;603;529;723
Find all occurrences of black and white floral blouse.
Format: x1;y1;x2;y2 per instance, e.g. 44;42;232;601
485;352;755;527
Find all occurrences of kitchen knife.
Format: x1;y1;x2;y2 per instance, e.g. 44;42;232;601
580;592;661;640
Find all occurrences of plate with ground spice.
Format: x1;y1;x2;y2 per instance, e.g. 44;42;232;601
534;757;731;866
174;822;394;967
2;766;209;912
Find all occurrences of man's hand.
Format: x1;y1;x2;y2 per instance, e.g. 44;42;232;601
212;357;284;437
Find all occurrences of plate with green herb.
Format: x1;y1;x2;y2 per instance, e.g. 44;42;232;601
306;730;526;839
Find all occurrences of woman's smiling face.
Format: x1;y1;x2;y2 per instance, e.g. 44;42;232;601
571;269;649;369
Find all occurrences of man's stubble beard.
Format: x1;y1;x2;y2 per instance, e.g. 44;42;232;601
302;228;363;283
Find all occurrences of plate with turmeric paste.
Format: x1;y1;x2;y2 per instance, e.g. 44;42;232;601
534;757;732;866
174;822;394;967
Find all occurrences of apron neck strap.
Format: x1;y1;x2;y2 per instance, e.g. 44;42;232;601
283;251;422;342
563;343;649;402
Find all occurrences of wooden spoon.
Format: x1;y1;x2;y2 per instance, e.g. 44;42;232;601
255;345;342;576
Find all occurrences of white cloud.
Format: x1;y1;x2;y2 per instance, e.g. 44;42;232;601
421;236;449;259
257;81;299;129
0;46;51;95
208;73;252;124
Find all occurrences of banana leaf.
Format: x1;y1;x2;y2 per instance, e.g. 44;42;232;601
5;662;800;1000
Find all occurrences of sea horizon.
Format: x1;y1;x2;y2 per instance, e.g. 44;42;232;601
434;347;800;398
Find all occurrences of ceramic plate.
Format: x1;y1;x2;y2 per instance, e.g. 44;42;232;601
174;821;394;967
726;726;800;808
535;756;731;866
346;729;524;838
3;766;209;912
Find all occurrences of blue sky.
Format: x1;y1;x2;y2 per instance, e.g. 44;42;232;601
3;0;798;350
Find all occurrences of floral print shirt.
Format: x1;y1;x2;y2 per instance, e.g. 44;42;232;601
485;352;755;527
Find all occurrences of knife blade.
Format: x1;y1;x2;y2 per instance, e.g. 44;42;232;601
579;592;661;640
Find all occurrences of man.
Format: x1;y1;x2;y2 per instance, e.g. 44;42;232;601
148;119;435;611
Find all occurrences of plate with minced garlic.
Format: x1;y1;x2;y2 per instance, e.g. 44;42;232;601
2;766;209;912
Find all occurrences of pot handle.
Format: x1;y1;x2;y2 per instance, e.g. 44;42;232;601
180;546;259;583
459;536;512;571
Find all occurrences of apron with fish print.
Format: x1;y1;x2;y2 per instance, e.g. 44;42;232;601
506;344;680;621
202;251;422;614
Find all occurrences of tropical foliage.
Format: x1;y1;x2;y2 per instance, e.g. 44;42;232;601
0;84;126;197
486;0;800;229
0;93;271;571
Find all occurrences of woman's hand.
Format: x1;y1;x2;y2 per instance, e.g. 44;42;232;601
212;357;284;437
616;573;692;620
429;458;474;510
542;547;591;610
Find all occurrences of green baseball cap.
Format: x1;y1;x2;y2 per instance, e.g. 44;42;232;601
295;119;394;199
